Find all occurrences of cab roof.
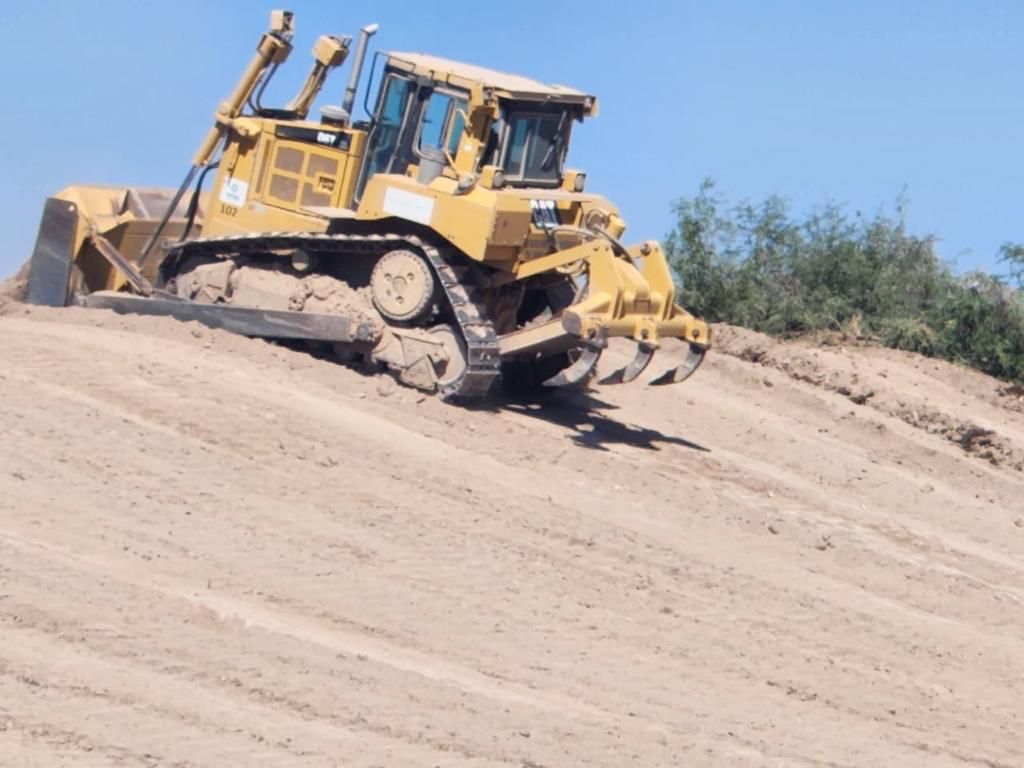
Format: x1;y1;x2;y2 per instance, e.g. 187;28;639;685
385;51;595;108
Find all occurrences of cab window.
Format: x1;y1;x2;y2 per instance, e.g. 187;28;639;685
447;109;466;155
417;90;468;156
504;118;529;176
365;75;413;177
501;112;568;185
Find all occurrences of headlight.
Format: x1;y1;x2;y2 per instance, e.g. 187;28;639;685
492;169;505;189
584;207;610;232
573;173;586;193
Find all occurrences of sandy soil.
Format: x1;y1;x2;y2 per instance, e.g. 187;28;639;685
1;297;1022;767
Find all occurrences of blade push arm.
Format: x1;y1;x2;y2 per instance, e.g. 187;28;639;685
285;34;352;119
193;10;295;166
140;10;295;265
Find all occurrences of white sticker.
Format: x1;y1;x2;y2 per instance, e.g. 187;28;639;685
219;177;249;207
382;187;435;225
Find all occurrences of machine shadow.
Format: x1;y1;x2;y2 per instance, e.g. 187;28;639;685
496;390;711;453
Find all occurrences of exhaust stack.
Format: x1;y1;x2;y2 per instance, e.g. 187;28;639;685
342;23;379;116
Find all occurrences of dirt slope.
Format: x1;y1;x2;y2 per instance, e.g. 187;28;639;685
1;299;1022;767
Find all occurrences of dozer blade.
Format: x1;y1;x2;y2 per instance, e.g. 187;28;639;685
79;291;379;344
543;344;602;388
599;342;656;385
25;197;78;307
649;343;707;386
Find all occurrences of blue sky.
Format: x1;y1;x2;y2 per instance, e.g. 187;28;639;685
2;1;1021;276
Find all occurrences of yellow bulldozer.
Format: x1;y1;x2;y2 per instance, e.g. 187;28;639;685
25;10;710;400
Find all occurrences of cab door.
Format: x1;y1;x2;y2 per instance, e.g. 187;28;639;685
355;70;471;201
355;73;416;200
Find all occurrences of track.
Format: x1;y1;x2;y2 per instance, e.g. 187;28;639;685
168;231;501;399
1;296;1023;767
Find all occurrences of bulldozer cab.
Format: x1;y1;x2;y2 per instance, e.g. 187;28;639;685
355;52;596;199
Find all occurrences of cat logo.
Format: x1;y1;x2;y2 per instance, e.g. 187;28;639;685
530;199;560;229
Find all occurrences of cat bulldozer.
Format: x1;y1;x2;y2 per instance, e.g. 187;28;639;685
25;9;710;400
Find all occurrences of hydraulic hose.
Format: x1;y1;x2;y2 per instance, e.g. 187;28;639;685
549;224;633;260
179;160;220;243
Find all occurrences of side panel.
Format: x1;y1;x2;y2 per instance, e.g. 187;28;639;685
203;122;367;239
25;197;79;306
260;138;350;210
357;175;498;263
356;175;621;272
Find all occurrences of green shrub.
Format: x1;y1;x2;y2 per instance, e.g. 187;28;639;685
665;180;1024;384
880;317;937;355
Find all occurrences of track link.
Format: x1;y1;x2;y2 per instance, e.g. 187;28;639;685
167;232;500;400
